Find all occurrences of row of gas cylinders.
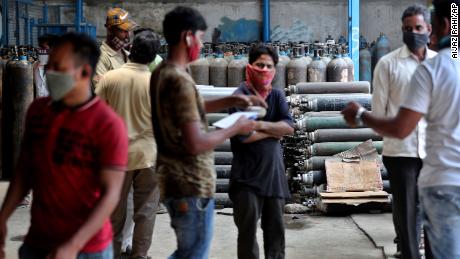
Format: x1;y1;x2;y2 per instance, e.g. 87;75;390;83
282;81;391;207
189;48;355;89
190;33;392;91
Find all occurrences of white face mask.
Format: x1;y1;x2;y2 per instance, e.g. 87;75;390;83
38;55;49;65
46;71;76;101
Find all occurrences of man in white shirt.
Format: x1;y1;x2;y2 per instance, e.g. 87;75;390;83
372;4;436;259
342;1;460;258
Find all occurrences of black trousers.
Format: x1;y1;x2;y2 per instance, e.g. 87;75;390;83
383;156;423;259
230;188;285;259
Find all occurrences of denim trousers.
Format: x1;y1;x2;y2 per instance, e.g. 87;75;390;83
19;242;113;259
163;197;215;259
420;185;460;259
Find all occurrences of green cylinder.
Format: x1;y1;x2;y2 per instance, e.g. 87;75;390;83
308;128;382;142
296;116;366;131
215;165;232;179
215;152;233;165
307;141;383;157
215;140;231;152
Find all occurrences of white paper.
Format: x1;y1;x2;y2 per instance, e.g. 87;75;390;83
212;112;259;129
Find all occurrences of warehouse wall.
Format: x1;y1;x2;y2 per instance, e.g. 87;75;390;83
82;0;427;49
3;0;427;48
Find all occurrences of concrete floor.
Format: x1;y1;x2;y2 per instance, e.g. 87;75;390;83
1;182;398;259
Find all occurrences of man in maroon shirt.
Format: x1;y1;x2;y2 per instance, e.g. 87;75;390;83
0;33;128;259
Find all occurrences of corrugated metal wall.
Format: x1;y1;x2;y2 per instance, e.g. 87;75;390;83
4;0;80;46
7;0;42;46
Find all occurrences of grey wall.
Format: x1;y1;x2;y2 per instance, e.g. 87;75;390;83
85;0;426;49
2;0;428;47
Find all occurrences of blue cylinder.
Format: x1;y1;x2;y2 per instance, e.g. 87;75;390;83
359;38;372;83
372;33;391;73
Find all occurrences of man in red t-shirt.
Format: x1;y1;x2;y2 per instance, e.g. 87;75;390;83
0;33;128;259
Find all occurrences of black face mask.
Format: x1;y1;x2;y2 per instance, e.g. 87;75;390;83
403;31;429;51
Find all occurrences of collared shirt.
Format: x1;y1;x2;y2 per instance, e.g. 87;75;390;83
150;62;215;198
22;96;128;253
229;83;294;199
94;41;129;86
372;45;437;158
402;48;460;188
96;62;156;171
33;62;49;98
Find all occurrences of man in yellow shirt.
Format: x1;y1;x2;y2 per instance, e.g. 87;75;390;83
96;30;161;259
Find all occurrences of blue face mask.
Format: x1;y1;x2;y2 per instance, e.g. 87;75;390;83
46;71;75;101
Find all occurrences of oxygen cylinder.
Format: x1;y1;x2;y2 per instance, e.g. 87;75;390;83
272;47;289;90
327;50;348;82
286;47;308;85
307;49;327;82
189;56;210;85
302;44;313;67
209;54;228;87
320;48;332;66
2;55;34;179
359;36;372;83
227;55;247;88
372;33;391;73
342;49;354;82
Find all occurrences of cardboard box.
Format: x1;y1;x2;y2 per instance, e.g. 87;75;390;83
325;160;383;193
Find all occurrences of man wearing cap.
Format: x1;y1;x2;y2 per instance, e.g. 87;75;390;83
93;7;137;86
94;7;139;256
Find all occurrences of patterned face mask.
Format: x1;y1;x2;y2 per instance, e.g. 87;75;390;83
109;35;130;51
245;64;275;99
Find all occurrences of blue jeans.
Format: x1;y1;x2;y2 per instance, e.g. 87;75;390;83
420;186;460;259
163;197;215;259
19;242;113;259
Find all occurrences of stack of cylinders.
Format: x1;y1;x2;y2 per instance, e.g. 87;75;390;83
284;81;390;199
200;87;236;207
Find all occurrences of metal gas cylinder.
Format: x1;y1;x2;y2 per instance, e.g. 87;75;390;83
359;37;372;83
227;55;247;88
2;55;34;179
273;47;290;90
327;50;348;82
189;56;210;85
286;47;308;85
372;33;391;73
209;54;228;87
307;49;327;82
342;49;354;82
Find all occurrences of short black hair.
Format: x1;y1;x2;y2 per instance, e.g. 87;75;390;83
401;4;431;24
433;0;460;22
38;34;57;48
163;6;207;46
54;33;100;77
129;29;161;64
248;44;279;66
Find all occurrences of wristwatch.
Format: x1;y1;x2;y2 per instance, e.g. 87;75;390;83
355;107;367;126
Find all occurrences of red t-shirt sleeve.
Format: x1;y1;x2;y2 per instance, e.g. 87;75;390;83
96;115;129;171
